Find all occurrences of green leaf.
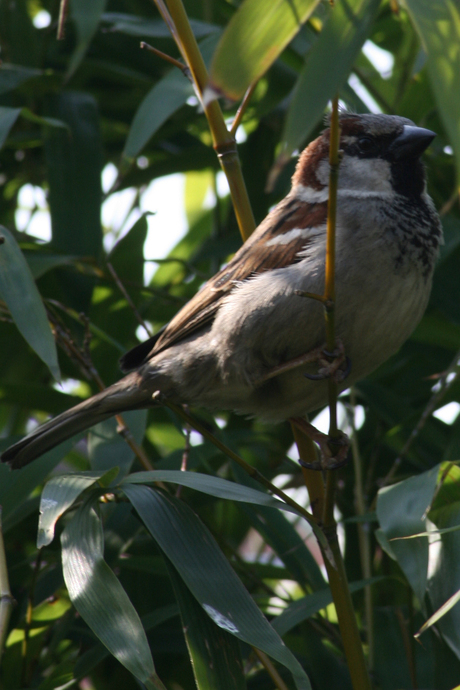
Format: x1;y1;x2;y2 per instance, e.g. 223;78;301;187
404;0;460;186
417;588;460;639
208;0;321;100
0;106;22;150
88;410;147;477
0;226;60;380
122;469;298;514
281;0;382;157
20;107;68;130
167;561;246;690
376;465;440;602
44;92;103;258
122;34;219;166
123;484;312;690
0;63;43;95
38;468;119;548
102;12;219;39
122;70;194;165
0;439;75;531
24;253;77;279
272;577;384;636
74;604;179;679
61;499;166;689
68;0;108;78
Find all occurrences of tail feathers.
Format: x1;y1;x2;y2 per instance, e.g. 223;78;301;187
2;373;153;470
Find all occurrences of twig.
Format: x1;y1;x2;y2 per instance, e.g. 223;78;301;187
230;81;258;137
347;388;374;671
46;305;154;471
151;0;256;241
324;96;341;446
253;648;289;690
380;346;460;488
107;262;152;336
140;42;191;80
297;99;372;690
161;400;331;547
57;0;69;40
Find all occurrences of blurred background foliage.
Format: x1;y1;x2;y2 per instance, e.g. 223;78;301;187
0;0;460;688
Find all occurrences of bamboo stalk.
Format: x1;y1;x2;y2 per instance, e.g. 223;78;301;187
154;0;256;241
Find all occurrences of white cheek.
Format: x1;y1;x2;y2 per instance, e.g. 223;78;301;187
339;157;393;194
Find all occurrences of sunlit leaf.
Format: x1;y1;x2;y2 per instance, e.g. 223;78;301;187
168;562;246;690
61;499;166;689
377;465;440;602
38;468;118;547
208;0;321;100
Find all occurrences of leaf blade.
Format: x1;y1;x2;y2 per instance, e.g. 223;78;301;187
0;226;60;379
209;0;321;100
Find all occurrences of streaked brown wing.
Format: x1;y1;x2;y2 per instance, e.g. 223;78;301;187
150;197;327;355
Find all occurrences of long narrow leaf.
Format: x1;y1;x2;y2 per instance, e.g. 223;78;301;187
281;0;381;157
38;468;118;548
167;561;246;690
122;470;298;514
0;107;21;149
61;498;166;689
404;0;460;186
209;0;321;100
0;226;60;380
123;484;312;690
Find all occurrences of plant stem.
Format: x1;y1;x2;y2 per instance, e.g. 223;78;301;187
349;388;374;671
0;510;14;661
322;530;372;690
158;0;256;241
324;96;340;443
301;99;372;690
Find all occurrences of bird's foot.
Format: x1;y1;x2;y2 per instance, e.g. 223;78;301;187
304;340;350;383
254;339;350;386
290;417;350;471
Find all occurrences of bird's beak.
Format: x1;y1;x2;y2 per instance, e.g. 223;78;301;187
390;125;436;159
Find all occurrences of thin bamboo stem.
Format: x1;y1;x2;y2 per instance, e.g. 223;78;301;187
299;99;372;690
156;0;256;241
349;389;374;670
0;510;14;661
324;96;341;443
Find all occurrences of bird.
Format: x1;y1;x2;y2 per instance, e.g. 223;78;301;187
2;113;443;470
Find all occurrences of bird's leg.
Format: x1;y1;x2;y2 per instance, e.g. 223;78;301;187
254;339;350;386
290;416;350;471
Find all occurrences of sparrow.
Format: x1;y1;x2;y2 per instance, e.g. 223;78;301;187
2;113;442;469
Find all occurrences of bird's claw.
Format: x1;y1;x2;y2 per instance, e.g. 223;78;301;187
304;340;351;383
291;417;350;471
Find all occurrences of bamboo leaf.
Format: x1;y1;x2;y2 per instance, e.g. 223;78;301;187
0;107;21;150
123;484;312;690
38;468;119;548
0;226;60;380
404;0;460;186
122;469;298;514
281;0;381;158
167;562;246;690
61;499;166;689
208;0;321;100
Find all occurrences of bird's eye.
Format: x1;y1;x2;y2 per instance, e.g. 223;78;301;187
357;136;376;155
